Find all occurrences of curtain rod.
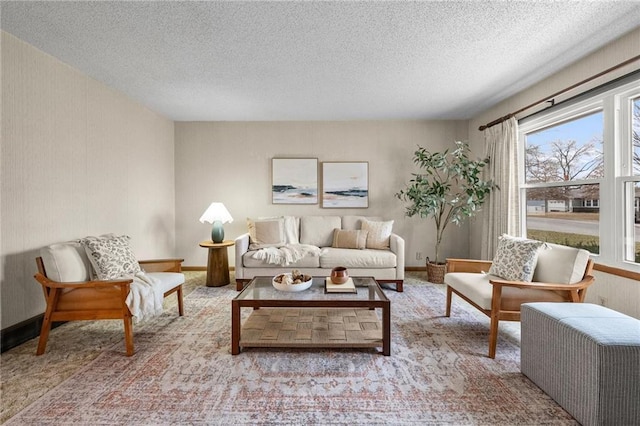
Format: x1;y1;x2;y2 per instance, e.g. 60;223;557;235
478;54;640;131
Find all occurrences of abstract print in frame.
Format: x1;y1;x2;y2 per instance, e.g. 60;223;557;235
272;158;318;204
322;162;369;208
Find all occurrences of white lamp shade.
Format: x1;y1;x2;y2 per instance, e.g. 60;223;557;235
199;202;233;224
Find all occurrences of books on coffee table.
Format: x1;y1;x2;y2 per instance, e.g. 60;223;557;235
325;277;357;293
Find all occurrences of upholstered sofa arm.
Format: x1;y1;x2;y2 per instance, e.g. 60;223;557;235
138;258;184;273
235;233;250;255
234;233;250;278
390;233;405;279
446;258;493;273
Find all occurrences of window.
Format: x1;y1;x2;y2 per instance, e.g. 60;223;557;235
522;111;603;255
623;96;640;263
519;77;640;271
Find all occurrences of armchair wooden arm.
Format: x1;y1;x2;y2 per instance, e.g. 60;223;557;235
489;275;595;291
446;258;493;273
138;258;184;273
34;272;133;289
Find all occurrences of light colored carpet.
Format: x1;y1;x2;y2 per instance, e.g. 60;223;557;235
1;272;576;425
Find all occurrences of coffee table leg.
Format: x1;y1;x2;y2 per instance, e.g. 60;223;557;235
231;301;240;355
382;302;391;356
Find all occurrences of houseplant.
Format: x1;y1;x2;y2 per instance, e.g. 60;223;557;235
396;141;493;283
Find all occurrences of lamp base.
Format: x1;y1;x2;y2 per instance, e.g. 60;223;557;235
211;221;224;243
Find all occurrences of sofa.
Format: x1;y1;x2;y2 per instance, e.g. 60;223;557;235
234;215;404;291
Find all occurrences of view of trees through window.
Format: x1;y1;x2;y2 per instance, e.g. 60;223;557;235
523;112;603;255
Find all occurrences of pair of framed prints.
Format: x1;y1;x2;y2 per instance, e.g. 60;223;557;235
271;158;368;208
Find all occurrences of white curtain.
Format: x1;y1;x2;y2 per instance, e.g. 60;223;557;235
481;117;520;259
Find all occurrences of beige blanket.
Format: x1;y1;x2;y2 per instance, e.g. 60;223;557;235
125;272;164;323
252;244;324;266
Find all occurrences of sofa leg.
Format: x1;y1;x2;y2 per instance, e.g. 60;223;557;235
236;279;250;291
396;280;403;292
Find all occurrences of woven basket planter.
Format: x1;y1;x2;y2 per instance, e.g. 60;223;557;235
426;260;446;284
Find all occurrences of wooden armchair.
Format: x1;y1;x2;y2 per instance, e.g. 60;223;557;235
34;242;184;356
444;242;595;358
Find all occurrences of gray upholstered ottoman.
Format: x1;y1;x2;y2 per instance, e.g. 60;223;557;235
521;303;640;426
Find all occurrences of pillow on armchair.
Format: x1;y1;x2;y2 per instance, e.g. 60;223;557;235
488;234;546;282
80;234;142;280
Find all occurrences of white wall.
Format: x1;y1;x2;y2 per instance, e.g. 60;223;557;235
466;27;640;318
1;32;176;329
174;120;469;268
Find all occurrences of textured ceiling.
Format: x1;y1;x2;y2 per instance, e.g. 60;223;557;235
2;1;639;121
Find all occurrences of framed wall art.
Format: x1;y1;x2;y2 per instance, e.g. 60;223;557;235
271;158;318;204
321;161;369;208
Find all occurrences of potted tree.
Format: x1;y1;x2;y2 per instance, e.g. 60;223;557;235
396;141;494;283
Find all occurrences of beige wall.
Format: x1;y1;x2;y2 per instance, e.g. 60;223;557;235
175;120;469;268
1;32;176;329
466;27;640;318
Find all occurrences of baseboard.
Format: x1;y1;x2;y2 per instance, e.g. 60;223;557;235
182;266;236;271
405;266;427;271
1;314;64;354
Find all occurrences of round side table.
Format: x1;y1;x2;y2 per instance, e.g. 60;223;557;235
199;240;234;287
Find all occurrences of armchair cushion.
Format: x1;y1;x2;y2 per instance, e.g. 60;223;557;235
40;242;93;282
80;235;142;280
533;243;591;284
445;272;567;311
488;234;545;282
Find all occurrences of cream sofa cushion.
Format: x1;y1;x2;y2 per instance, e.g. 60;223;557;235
248;217;286;250
341;215;382;231
320;248;396;269
533;243;591;284
299;216;341;247
361;219;394;249
40;242;93;282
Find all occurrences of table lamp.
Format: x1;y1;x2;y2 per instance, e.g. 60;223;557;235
199;202;233;243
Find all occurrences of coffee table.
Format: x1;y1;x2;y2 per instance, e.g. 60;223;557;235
231;276;390;355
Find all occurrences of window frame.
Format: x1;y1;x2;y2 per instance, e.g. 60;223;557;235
518;77;640;272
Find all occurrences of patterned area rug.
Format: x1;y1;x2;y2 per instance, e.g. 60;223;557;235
2;272;576;425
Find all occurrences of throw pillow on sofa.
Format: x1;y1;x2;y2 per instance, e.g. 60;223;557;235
332;229;368;249
247;217;286;250
80;234;142;280
361;219;394;249
488;234;546;282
